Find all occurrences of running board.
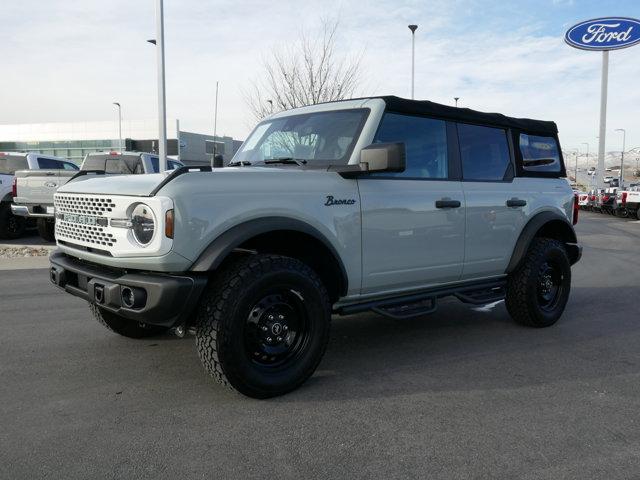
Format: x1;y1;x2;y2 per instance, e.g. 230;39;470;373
338;279;507;319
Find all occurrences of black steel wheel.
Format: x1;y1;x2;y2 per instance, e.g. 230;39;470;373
196;254;331;398
506;238;571;328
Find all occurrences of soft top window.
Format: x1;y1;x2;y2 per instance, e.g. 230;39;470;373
519;134;560;173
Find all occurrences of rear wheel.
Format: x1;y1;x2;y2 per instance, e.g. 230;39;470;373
0;203;26;239
195;254;331;398
37;218;56;242
89;303;168;338
506;238;571;328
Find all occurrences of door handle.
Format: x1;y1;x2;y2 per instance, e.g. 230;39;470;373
435;199;461;209
506;198;527;207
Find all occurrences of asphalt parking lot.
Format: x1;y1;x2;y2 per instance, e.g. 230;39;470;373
1;212;639;479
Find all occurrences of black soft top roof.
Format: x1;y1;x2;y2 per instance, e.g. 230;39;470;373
373;96;558;134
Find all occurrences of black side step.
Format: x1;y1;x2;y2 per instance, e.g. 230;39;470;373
454;285;506;305
338;279;507;319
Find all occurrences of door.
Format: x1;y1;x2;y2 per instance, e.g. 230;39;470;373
456;123;527;279
359;113;465;295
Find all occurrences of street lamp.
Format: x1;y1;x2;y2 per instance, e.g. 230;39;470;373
408;25;418;99
152;0;167;172
454;97;459;107
615;128;626;186
112;102;122;152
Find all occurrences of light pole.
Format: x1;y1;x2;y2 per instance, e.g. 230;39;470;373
615;128;626;186
408;25;418;99
154;0;167;172
454;97;459;107
112;102;122;152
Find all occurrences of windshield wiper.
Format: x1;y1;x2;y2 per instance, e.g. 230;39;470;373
263;158;308;166
228;160;252;167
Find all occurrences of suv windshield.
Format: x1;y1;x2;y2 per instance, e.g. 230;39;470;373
232;109;369;166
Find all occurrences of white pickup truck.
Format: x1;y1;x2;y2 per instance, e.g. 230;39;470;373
1;152;74;239
617;184;640;219
11;151;184;241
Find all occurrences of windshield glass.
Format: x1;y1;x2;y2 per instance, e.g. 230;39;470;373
0;155;28;175
232;109;369;166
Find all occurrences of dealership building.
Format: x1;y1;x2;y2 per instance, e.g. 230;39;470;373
0;119;243;166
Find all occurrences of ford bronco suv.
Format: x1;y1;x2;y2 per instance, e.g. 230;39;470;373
49;96;581;398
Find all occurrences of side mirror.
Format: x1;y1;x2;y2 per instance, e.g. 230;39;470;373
360;143;405;173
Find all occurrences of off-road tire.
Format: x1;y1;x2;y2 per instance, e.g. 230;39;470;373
195;254;331;399
89;303;168;338
37;218;56;242
506;238;571;328
0;203;26;239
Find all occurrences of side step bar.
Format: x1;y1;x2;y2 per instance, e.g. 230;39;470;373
338;279;507;320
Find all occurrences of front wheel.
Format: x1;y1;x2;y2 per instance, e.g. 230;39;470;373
506;238;571;328
195;254;331;398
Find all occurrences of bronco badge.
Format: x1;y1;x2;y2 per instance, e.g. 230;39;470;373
325;195;356;206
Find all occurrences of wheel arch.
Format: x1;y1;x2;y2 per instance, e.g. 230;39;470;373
506;211;580;274
190;217;348;302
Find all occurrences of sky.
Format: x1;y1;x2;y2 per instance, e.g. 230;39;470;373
1;0;639;153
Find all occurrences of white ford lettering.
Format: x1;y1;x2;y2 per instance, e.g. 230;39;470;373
582;23;633;44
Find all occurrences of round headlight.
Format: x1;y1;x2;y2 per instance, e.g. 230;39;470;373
131;203;155;245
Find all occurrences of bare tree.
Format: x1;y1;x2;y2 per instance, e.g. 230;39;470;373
245;19;363;121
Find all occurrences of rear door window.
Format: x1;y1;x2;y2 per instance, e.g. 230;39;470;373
37;158;63;169
458;124;511;181
519;134;560;172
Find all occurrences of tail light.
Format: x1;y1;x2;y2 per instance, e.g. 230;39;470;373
622;192;628;205
573;193;579;225
11;177;17;197
602;195;610;202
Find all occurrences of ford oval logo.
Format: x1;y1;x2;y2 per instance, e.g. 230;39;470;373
565;17;640;51
44;181;58;188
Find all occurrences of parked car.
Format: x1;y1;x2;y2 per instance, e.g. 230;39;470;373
604;175;614;184
616;184;640;219
577;192;589;209
0;152;74;239
50;96;582;398
12;152;184;241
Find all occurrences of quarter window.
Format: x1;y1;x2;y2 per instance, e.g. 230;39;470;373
373;113;448;179
458;124;511;181
519;134;560;172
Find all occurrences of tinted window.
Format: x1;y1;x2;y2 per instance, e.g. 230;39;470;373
37;158;63;169
151;158;182;172
458;124;511;181
373;113;448;179
0;155;28;174
519;134;560;172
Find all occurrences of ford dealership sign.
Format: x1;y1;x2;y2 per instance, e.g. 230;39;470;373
565;17;640;51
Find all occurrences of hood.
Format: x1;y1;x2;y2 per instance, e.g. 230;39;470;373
56;167;310;197
58;172;171;197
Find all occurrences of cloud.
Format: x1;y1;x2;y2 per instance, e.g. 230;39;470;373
0;0;638;151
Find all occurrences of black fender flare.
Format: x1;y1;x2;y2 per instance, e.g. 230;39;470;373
189;216;349;293
506;211;580;274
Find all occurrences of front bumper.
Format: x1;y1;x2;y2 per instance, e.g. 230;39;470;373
50;250;207;328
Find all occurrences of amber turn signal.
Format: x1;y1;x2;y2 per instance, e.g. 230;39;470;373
165;209;174;238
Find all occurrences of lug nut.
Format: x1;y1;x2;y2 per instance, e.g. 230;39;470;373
283;325;288;331
268;315;274;320
278;314;284;320
261;326;268;331
266;337;273;343
277;336;282;342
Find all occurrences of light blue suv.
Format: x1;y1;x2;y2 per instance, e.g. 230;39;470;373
50;96;582;398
